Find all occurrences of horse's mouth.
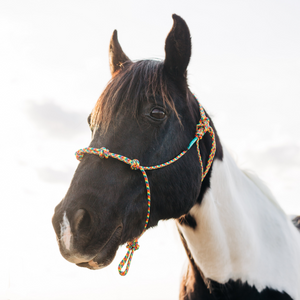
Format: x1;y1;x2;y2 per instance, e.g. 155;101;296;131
75;225;123;270
76;258;105;270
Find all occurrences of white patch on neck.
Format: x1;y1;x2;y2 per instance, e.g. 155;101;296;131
60;212;72;251
178;147;300;299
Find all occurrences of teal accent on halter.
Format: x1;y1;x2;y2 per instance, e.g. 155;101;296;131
188;137;198;150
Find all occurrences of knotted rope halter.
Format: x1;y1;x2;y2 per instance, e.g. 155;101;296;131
75;98;216;276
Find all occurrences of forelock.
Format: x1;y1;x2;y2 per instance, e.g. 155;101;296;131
90;60;178;132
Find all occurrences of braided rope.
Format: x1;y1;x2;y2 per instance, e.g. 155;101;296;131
75;98;216;276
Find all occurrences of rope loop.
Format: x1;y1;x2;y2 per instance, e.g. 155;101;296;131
118;239;139;276
130;159;140;170
98;147;110;159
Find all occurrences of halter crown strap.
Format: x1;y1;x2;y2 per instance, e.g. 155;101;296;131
75;99;216;276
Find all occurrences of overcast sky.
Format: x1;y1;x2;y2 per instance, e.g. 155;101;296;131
1;1;300;299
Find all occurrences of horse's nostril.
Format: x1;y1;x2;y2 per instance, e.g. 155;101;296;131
74;209;91;234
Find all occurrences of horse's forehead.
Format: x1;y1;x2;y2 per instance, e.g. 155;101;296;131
91;61;179;132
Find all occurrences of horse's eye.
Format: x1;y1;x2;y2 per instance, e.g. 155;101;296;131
150;108;166;120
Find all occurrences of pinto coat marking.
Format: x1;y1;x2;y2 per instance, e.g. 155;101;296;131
51;14;300;300
178;148;300;299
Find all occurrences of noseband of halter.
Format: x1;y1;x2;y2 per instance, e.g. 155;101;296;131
75;97;216;276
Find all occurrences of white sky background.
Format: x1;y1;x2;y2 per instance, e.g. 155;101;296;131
0;0;300;299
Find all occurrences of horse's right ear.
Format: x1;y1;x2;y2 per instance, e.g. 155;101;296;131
164;14;191;81
109;30;130;76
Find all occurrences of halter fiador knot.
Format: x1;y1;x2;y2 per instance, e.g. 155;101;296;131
75;97;216;276
127;240;140;251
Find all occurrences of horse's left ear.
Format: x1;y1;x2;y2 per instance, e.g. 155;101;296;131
109;30;130;75
164;14;191;80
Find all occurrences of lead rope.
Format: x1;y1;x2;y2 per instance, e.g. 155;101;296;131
75;99;216;276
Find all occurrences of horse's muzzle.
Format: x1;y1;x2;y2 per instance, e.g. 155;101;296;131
52;205;123;270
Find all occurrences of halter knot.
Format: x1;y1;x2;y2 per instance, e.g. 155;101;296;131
195;116;210;140
75;150;84;161
130;159;140;170
127;240;139;251
98;147;110;159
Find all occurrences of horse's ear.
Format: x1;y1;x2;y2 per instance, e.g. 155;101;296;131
164;14;191;80
109;30;130;75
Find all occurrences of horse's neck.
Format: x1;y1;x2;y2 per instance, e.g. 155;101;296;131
178;147;300;299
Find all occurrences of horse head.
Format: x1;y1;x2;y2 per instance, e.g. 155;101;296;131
52;14;221;271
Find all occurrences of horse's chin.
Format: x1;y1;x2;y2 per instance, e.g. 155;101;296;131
75;252;116;270
60;226;123;270
76;227;122;270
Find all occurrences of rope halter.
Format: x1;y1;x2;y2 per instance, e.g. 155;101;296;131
75;97;216;276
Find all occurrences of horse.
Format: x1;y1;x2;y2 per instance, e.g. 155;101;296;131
52;14;300;300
